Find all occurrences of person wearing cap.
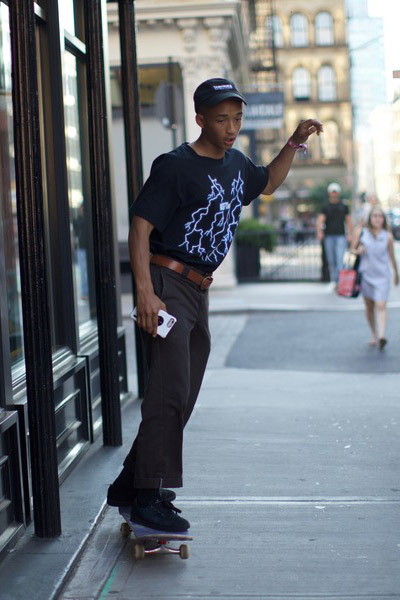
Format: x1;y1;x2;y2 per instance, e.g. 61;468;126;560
107;77;323;532
316;182;354;286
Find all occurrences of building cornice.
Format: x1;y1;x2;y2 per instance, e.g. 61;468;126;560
108;1;244;25
107;1;250;80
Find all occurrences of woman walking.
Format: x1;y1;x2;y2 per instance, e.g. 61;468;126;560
350;207;399;348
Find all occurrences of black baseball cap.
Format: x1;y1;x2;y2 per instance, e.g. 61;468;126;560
193;78;247;113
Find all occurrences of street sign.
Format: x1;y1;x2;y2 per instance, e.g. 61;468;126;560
242;92;284;130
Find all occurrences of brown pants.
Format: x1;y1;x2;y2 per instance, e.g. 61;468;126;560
123;264;211;488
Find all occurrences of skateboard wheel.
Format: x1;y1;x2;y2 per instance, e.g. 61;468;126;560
120;522;131;538
179;544;190;560
134;544;145;560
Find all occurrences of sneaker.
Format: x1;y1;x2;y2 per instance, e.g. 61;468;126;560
130;498;190;532
107;484;176;507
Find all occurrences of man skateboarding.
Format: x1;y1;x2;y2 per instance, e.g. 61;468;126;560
107;78;323;532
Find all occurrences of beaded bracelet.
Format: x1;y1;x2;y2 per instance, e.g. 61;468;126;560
287;137;307;154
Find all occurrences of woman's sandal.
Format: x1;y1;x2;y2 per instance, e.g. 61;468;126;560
378;338;387;350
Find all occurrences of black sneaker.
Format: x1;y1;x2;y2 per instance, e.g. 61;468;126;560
107;484;176;507
130;498;190;532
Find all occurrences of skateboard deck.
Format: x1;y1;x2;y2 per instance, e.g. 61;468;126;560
118;506;192;560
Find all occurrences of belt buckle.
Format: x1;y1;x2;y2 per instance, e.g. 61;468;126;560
200;275;213;290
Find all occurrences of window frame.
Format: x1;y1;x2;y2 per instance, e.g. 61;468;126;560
290;13;308;47
265;14;284;48
320;120;340;160
318;64;337;102
34;0;97;357
0;1;27;381
315;11;334;46
292;66;311;101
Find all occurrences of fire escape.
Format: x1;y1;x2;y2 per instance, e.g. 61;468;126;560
249;0;279;91
246;0;283;178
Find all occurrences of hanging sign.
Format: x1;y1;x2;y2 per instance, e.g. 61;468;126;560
242;92;284;130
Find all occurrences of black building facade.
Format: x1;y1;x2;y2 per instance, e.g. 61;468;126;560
0;0;140;551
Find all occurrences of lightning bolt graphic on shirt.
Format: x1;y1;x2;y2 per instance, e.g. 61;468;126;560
179;172;244;263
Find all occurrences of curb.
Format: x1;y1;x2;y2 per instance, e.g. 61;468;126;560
122;300;400;320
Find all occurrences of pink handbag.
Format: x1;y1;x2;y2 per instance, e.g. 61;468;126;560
337;267;361;297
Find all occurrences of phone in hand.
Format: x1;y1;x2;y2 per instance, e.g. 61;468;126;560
130;307;177;338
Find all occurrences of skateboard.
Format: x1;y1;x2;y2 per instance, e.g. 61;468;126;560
118;506;192;560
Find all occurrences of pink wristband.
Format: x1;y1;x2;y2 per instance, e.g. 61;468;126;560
287;138;307;154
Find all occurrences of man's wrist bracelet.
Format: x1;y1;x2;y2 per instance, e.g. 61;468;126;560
287;137;307;154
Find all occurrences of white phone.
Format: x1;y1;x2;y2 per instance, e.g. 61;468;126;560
130;307;177;338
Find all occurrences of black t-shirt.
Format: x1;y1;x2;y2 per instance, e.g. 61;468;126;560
320;202;349;236
132;143;269;272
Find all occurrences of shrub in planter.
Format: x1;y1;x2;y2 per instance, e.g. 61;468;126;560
235;218;276;251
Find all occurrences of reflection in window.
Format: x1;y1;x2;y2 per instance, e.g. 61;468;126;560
321;121;339;159
63;52;92;326
290;13;308;47
318;65;337;101
293;67;311;101
59;0;75;37
0;5;25;370
265;15;283;48
315;12;334;46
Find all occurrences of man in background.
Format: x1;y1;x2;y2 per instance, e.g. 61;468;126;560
317;182;354;286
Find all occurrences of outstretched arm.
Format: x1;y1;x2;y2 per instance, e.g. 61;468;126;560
388;233;399;286
262;119;323;195
129;215;166;336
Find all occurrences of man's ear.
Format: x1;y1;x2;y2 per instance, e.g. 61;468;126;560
195;113;204;128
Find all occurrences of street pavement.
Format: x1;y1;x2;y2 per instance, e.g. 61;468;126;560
0;281;399;599
59;282;400;600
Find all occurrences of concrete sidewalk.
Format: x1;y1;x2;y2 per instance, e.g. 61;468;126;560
209;280;400;313
0;281;399;600
119;280;400;318
61;367;400;599
61;283;400;599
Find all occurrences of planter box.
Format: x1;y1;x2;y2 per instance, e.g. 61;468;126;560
235;244;261;281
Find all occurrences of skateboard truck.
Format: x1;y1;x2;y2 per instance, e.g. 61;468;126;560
118;507;192;560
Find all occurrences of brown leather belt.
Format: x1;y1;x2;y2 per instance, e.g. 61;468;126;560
150;254;213;290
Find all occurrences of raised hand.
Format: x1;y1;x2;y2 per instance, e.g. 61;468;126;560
290;119;324;145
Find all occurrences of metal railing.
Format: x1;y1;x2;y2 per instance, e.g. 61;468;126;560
260;227;322;281
236;227;325;282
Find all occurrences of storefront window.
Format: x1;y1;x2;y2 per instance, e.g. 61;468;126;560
63;51;95;328
59;0;84;43
0;4;25;371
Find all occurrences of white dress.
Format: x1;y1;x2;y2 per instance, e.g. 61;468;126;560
359;228;391;301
